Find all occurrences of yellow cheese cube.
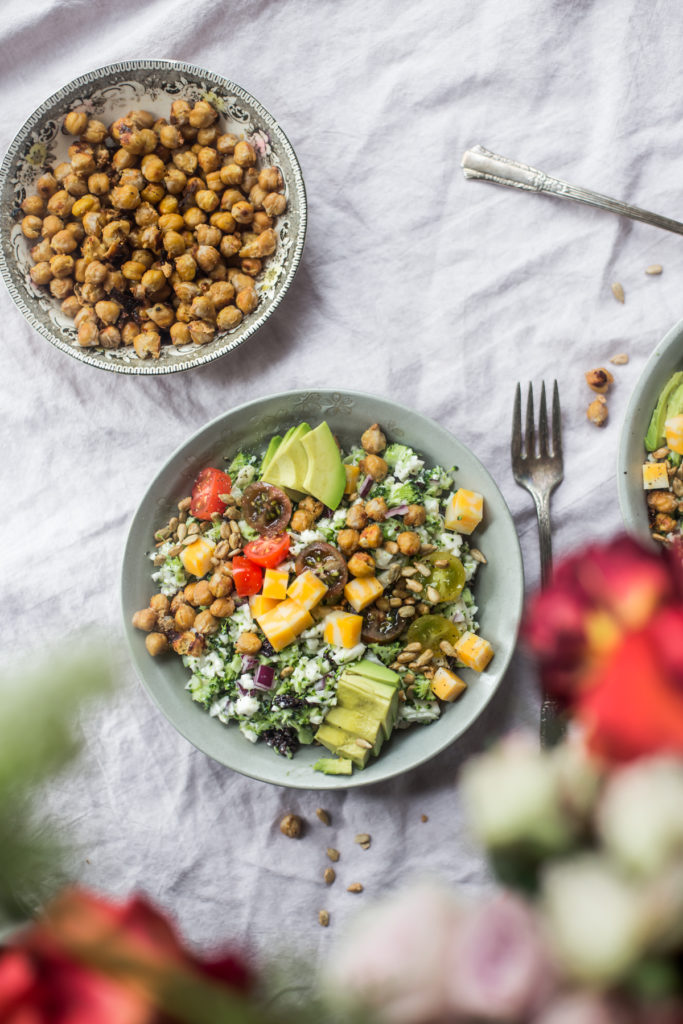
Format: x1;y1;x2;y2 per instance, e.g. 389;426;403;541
258;599;313;652
262;568;289;601
250;594;281;620
642;462;670;490
454;631;494;672
344;465;360;494
344;575;384;612
665;415;683;455
445;489;484;535
323;611;363;648
179;536;216;578
431;666;467;702
287;570;328;610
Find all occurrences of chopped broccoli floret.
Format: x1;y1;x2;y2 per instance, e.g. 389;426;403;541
367;642;402;665
227;451;257;476
384;444;425;481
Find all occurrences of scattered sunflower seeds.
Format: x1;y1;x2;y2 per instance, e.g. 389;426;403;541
354;833;371;845
609;353;629;365
645;264;663;275
316;808;331;826
347;883;364;893
327;847;340;862
398;606;416;617
426;586;441;604
470;548;487;564
324;868;336;885
403;641;422;653
611;281;625;303
421;814;429;823
279;814;303;839
177;497;192;512
318;910;330;927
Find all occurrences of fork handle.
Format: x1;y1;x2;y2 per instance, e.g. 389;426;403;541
462;145;683;236
532;492;568;747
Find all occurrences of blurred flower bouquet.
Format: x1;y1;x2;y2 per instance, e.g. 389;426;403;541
324;537;683;1023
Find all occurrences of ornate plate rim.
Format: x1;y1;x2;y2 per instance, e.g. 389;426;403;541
0;58;307;375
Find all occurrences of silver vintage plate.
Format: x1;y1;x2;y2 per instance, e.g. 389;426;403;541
121;389;524;789
0;60;306;374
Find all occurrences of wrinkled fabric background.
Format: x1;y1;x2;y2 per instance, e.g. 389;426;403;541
2;0;682;966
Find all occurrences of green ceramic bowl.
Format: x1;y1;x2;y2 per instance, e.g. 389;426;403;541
618;319;683;541
121;389;524;789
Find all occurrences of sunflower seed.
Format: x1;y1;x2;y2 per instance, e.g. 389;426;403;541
167;544;182;558
414;561;431;576
318;909;330;926
327;848;340;862
215;541;230;559
360;841;371;851
354;833;371;845
176;523;188;541
316;808;331;826
398;606;416;617
403;641;422;652
182;534;199;546
400;566;418;577
153;554;166;566
155;526;171;542
324;868;336;885
470;548;487;564
168;517;179;532
426;586;441;604
404;671;415;683
421;814;428;823
228;547;242;557
439;639;457;657
415;648;434;667
645;264;663;275
433;559;448;568
389;597;403;607
611;281;625;303
609;353;629;365
220;522;232;540
347;883;363;893
405;579;423;593
355;738;372;749
187;521;200;536
178;497;192;512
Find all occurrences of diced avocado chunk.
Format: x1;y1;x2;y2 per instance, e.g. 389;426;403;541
301;421;346;510
337;677;398;739
315;723;369;768
348;659;401;687
261;435;282;475
262;423;311;490
645;372;683;451
325;706;385;757
313;757;353;776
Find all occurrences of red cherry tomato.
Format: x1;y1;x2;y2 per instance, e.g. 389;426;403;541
190;467;232;521
232;556;263;597
243;534;291;569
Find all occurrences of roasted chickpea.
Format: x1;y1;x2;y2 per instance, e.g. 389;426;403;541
241;258;262;276
188;320;215;345
396;531;422;557
360;454;388;482
348;552;376;577
173;148;198;174
121;321;138;345
71;151;95;176
175;604;196;631
258;166;284;192
174;254;197;281
75;305;96;327
109;184;140;210
120;260;144;282
133;331;161;359
249;184;268;210
235;631;262;654
190;295;216;322
54;162;72;183
170;321;191;345
216;132;238;154
51;229;78;254
163;230;186;257
216;304;243;330
403;504;426;527
141;153;165;182
158;123;183;149
231;201;254;225
112;148;136;171
236;287;258;314
71;195;100;218
82;119;107;143
291;509;314;532
337;528;361;556
361;423;387;453
183;207;206;230
150;594;170;615
233;140;256;167
145;633;168;656
346;504;368;530
194;609;219;634
79;282;104;304
197;126;218;146
99;325;121;348
21;215;42;239
132;248;154;268
210;211;236;234
163;166;187;194
77;319;99;347
21;194;44;217
141;268;166;294
174;280;200;303
242;167;260;192
220;233;242;259
65;221;85;244
61;295;81;318
263;192;287;217
209;572;233;598
147;303;175;329
84;260;108;285
36;173;58;198
365;496;388;520
195;245;220;272
49;277;73;299
31;238;54;262
219;164;243;189
195;224;221;247
169;99;191;125
158;213;184;232
195;189;219;212
50;253;74;279
158;194;179;215
95;299;121;324
252;211;274;235
64;110;88;135
210;598;235;618
189;101;218;128
133;202;157;228
30;261;52;285
359;524;383;549
141;183;164;204
133;607;157;632
195;147;218;174
208;281;235;309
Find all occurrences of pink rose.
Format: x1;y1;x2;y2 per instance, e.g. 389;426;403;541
445;893;556;1021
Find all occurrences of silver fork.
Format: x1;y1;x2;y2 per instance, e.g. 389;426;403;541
511;381;566;747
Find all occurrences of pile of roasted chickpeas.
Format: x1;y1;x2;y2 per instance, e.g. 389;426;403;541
18;99;287;357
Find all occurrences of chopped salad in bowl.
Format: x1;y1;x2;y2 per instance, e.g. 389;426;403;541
131;418;494;776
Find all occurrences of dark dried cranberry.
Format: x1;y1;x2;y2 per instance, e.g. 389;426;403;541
272;695;306;710
260;638;277;657
262;727;299;758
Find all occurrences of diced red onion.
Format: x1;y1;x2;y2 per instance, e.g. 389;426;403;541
253;664;275;690
241;654;258;672
359;474;374;498
236;678;251;695
386;504;409;517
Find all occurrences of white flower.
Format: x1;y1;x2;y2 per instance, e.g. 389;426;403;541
597;757;683;877
461;735;575;852
541;855;648;984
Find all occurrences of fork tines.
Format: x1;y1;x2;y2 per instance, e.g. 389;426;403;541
512;381;562;461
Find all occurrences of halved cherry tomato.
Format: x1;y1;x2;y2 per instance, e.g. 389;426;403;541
232;556;263;597
190;467;232;521
243;534;291;568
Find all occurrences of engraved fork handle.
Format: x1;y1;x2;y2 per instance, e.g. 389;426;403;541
532;492;566;747
462;145;683;236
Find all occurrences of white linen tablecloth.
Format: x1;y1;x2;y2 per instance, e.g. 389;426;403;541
3;0;683;964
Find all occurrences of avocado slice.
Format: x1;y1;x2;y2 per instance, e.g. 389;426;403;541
337;676;398;738
348;659;401;687
300;422;346;510
315;723;370;768
325;706;385;757
261;435;282;475
262;423;311;491
313;757;353;776
645;372;683;451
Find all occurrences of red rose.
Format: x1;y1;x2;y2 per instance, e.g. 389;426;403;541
0;888;252;1024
